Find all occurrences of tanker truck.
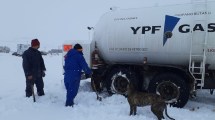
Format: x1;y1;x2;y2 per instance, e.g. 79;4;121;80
90;1;215;108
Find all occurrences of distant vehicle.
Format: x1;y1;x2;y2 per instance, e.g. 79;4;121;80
48;49;63;55
17;44;30;56
12;52;18;56
0;46;10;53
40;51;48;55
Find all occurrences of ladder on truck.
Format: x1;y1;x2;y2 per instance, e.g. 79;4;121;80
189;0;208;89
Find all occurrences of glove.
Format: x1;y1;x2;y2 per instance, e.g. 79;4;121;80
27;76;34;85
27;75;33;80
42;71;46;77
85;74;91;79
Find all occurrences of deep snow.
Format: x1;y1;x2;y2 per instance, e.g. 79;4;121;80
0;53;215;120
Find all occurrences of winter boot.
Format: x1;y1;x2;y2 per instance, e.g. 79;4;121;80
37;90;45;96
26;92;32;97
65;100;74;107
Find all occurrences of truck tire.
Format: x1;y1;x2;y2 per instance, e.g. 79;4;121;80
148;73;189;108
106;68;138;95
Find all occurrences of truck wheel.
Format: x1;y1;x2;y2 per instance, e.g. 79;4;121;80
148;73;189;108
106;68;138;95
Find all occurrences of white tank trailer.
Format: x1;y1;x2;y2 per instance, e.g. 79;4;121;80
91;1;215;108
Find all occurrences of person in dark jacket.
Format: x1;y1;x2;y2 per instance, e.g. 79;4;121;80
22;39;46;97
64;43;92;107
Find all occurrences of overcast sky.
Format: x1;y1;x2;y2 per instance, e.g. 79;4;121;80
0;0;202;50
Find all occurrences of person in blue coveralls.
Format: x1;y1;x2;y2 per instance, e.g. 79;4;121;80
64;43;92;107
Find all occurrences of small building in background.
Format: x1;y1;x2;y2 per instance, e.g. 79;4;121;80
0;46;10;53
16;44;30;56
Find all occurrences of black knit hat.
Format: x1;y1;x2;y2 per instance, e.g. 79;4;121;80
74;43;82;50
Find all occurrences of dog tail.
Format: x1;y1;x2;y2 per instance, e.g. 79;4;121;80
165;106;175;120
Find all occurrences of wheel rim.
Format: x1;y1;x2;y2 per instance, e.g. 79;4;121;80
111;74;129;94
156;81;180;101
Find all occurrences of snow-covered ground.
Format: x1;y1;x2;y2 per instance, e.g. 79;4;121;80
0;53;215;120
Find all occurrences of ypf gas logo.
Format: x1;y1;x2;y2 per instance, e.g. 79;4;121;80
130;15;180;46
131;15;215;46
163;15;180;46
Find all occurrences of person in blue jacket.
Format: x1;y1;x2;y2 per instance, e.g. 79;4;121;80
64;43;92;107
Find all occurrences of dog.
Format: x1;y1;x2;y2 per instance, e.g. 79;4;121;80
127;83;176;120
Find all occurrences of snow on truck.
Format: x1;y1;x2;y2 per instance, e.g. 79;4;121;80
64;1;215;108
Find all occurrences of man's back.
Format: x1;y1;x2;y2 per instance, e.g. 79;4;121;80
64;49;82;71
22;47;45;77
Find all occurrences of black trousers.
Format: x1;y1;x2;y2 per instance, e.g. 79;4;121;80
25;76;44;95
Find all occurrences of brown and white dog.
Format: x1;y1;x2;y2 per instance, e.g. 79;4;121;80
127;83;176;120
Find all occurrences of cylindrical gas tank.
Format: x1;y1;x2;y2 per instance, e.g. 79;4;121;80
93;2;215;69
